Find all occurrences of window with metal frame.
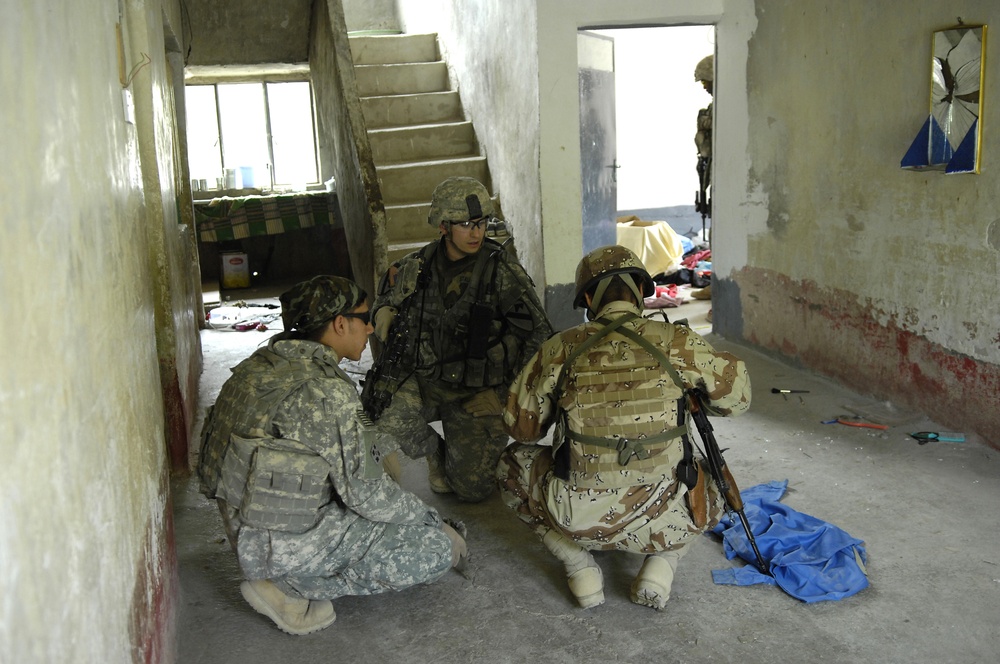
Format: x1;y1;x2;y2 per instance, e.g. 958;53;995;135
185;81;319;192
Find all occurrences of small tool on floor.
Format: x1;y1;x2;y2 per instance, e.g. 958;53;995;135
771;388;810;394
909;432;965;444
827;416;888;430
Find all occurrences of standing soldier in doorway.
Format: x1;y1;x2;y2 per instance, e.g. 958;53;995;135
694;53;713;238
368;176;553;502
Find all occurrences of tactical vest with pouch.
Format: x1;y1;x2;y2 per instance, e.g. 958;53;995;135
399;239;522;388
198;342;353;533
553;312;690;489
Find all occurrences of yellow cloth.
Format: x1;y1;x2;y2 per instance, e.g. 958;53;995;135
616;217;685;277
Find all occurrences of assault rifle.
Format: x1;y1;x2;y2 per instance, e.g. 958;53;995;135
360;272;425;421
687;387;770;575
694;155;711;242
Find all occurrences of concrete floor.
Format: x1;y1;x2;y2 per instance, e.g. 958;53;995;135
174;288;1000;664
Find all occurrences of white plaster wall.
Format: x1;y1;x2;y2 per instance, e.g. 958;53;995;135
744;0;1000;365
343;0;401;33
395;0;543;284
0;1;178;660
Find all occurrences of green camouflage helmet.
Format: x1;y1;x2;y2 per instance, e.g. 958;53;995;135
427;177;495;226
279;275;366;334
574;245;655;313
695;54;714;83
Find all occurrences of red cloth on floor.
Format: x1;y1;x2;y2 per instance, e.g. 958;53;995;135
644;284;682;308
681;249;711;269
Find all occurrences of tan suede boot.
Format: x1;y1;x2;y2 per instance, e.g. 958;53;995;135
240;579;336;635
542;529;605;609
631;548;685;611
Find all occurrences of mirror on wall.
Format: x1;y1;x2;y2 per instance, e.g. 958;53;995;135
901;23;986;174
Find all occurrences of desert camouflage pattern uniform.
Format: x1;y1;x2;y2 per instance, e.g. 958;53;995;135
497;300;751;554
199;335;452;600
373;236;552;501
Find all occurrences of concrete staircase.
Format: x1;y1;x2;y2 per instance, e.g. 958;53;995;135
349;33;493;265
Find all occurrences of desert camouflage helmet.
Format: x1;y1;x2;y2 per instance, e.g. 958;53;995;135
573;245;655;312
279;275;366;334
427;177;495;226
694;54;714;83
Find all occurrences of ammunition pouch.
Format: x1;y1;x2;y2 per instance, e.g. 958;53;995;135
218;434;334;534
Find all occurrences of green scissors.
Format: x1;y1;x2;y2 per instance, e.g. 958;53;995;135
910;432;965;444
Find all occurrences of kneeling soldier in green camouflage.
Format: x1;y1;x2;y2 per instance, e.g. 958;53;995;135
198;276;466;635
497;246;751;610
369;177;553;501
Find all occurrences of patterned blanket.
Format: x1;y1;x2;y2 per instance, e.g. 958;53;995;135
194;192;341;243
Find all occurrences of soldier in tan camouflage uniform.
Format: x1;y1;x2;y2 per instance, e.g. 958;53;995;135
198;276;467;635
371;177;553;502
496;246;751;610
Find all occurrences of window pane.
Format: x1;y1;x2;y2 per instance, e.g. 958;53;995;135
267;82;319;186
184;85;222;182
217;83;270;188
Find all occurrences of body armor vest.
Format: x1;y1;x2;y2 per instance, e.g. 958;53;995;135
555;313;688;489
399;239;522;388
198;342;339;533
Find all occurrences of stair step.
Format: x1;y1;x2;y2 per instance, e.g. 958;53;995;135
386;242;432;266
377;157;490;206
355;62;448;97
369;121;479;165
361;91;464;129
349;33;439;65
385;202;434;243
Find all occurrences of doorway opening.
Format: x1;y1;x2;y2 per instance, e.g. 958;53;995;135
589;25;715;243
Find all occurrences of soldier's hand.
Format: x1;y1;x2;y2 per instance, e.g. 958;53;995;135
373;306;397;342
462;389;503;417
441;522;468;569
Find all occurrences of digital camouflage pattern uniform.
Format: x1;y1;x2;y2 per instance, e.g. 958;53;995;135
497;298;751;555
372;180;553;502
198;280;452;601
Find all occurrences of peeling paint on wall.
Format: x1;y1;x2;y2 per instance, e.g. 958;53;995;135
738;266;999;447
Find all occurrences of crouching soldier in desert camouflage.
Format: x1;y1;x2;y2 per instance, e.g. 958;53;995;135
497;246;751;610
198;276;467;635
370;176;553;501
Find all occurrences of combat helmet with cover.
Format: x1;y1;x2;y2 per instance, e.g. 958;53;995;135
573;245;655;318
427;176;495;226
694;54;714;83
279;275;365;335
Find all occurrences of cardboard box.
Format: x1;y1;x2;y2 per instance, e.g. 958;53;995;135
220;252;250;289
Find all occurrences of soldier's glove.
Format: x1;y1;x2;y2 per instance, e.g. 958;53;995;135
373;306;397;342
462;389;503;417
441;521;468;570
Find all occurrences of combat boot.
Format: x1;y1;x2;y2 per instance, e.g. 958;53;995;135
631;548;685;610
427;442;452;494
542;529;604;609
240;579;336;635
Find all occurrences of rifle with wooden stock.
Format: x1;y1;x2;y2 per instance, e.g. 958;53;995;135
687;387;770;575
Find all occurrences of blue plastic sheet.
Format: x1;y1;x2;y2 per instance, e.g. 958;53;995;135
710;480;869;603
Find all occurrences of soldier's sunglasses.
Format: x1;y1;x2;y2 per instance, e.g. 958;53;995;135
340;310;371;325
448;217;489;231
